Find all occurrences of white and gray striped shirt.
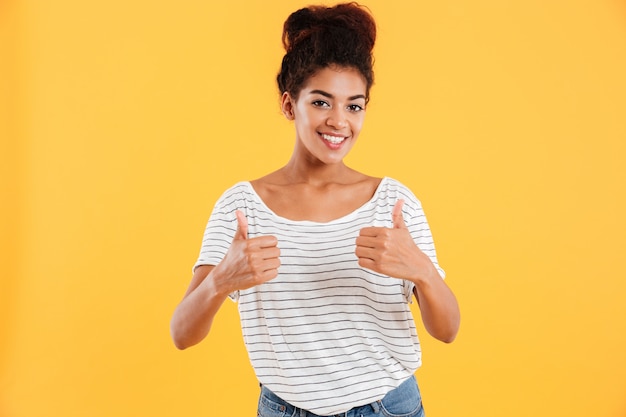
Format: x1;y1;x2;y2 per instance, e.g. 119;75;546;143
194;177;444;415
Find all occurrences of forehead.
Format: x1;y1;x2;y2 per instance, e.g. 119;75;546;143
300;66;367;98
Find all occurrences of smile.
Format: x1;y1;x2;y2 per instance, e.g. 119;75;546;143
321;133;347;144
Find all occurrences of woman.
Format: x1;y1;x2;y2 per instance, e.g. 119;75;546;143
170;3;460;416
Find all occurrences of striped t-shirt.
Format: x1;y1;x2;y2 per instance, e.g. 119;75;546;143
194;177;444;416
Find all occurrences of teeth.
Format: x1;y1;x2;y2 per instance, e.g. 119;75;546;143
322;134;345;144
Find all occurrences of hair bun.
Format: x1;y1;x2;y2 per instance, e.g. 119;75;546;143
282;3;376;54
282;8;319;53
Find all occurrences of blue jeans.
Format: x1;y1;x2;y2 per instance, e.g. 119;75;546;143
257;375;425;417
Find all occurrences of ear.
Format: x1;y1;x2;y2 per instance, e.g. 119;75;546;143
281;91;295;120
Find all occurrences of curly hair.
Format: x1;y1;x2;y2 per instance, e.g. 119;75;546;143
276;2;376;102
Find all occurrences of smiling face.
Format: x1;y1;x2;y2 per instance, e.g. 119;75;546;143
282;66;368;166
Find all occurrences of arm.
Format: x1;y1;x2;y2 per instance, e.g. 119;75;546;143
170;211;280;350
170;265;230;350
411;262;460;343
355;200;460;343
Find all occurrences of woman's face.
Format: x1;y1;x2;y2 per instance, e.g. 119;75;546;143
282;66;367;166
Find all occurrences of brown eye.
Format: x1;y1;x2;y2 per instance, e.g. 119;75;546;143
312;100;330;108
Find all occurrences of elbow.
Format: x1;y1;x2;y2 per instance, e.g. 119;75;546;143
172;335;190;350
170;318;194;350
170;328;188;350
430;316;460;344
433;328;459;344
445;318;461;343
171;331;197;350
438;303;461;343
443;315;461;343
439;330;458;344
170;316;209;350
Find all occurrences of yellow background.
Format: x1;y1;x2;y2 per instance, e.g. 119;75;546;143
2;0;626;416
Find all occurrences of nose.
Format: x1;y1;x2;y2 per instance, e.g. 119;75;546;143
326;108;347;129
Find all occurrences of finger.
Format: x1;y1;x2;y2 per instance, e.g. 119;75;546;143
355;235;379;249
259;246;281;260
263;256;281;271
235;210;248;240
392;199;407;229
258;266;280;282
355;245;378;261
357;257;379;274
358;226;385;237
247;235;279;249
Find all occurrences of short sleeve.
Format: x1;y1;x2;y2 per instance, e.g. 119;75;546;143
193;183;250;300
391;180;446;302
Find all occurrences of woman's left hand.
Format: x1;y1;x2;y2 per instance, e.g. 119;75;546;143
355;200;439;283
356;199;460;343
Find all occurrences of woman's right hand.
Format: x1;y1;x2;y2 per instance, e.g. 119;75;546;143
170;210;280;349
212;210;281;294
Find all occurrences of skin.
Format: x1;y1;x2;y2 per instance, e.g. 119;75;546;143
170;65;460;350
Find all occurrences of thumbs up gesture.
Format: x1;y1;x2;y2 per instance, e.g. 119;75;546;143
214;210;281;292
356;200;431;281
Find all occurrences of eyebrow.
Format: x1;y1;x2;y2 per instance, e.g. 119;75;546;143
309;89;367;101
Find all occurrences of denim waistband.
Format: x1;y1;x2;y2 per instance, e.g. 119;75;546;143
259;385;381;417
259;375;418;417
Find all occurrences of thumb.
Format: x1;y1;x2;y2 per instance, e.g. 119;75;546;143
392;199;407;229
234;210;248;240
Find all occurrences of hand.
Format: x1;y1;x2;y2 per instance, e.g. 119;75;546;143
355;200;437;283
214;210;281;292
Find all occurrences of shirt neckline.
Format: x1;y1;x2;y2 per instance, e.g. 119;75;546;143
241;176;390;226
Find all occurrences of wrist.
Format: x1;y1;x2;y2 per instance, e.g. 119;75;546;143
411;262;440;288
205;266;235;299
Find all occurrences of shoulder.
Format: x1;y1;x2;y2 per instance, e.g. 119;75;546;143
216;181;253;200
377;177;421;203
212;181;256;211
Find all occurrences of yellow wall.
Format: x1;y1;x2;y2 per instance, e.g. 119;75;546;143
2;0;626;416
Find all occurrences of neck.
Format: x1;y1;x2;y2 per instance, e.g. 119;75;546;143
281;157;353;186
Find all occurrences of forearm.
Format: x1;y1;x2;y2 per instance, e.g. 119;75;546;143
413;267;460;343
170;269;230;350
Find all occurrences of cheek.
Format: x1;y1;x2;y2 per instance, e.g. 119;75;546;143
350;116;365;133
295;111;321;131
294;115;312;133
